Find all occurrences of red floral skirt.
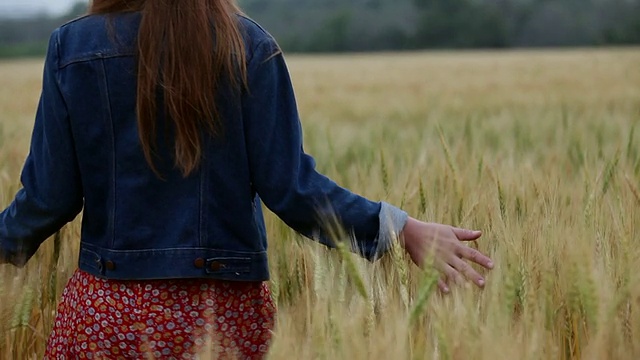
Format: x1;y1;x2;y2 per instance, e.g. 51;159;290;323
45;269;276;359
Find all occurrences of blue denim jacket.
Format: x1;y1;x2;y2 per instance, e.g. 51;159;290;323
0;14;408;281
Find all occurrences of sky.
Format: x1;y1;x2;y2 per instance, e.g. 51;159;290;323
0;0;87;18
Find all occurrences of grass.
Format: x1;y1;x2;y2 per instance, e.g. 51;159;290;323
0;47;639;359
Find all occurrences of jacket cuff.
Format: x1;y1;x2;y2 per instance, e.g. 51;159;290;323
375;202;408;258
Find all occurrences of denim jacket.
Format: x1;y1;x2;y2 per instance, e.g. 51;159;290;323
0;14;408;281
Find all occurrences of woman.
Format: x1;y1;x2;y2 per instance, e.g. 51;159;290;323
0;0;494;358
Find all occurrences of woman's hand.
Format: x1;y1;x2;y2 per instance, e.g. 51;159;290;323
399;217;494;294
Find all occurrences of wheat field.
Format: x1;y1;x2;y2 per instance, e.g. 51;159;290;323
0;48;639;359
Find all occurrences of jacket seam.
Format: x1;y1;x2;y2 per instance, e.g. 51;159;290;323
237;14;272;39
97;58;117;248
59;52;135;69
81;242;268;255
199;155;205;247
53;29;62;71
51;29;70;113
252;38;282;66
58;14;93;29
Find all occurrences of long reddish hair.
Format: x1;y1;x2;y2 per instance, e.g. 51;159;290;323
89;0;247;176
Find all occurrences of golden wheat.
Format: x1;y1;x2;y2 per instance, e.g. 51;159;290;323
0;48;639;359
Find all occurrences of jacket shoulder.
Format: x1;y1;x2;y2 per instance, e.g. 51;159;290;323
237;15;273;42
237;15;280;49
58;14;94;28
57;13;112;37
236;15;280;62
55;14;139;67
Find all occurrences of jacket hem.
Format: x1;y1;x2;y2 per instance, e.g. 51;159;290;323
78;243;270;281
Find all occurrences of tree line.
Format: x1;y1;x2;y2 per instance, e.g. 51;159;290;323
247;0;640;51
1;0;639;57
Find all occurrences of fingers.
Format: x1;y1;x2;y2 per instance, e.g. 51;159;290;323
437;279;450;294
439;262;465;286
438;246;494;291
449;257;485;288
459;246;494;270
451;227;482;241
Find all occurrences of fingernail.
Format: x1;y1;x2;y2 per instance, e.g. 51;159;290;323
487;262;494;269
477;279;485;287
444;286;450;293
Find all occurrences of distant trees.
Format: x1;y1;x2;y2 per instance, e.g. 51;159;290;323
598;0;640;44
0;1;88;58
412;0;509;48
0;0;639;57
245;0;640;51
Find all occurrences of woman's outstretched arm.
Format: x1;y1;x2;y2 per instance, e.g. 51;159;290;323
0;30;83;266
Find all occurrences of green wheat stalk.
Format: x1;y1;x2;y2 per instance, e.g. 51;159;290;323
497;179;507;221
12;286;34;329
626;123;636;163
312;245;327;300
602;151;620;195
48;231;62;306
390;242;410;310
334;240;368;300
380;150;390;195
418;178;427;215
408;267;439;326
437;125;461;195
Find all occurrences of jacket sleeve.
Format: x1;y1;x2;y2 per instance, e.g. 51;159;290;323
0;29;83;267
242;38;407;260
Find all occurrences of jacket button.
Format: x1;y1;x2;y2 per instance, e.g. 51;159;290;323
105;261;116;271
194;258;205;269
210;261;224;271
